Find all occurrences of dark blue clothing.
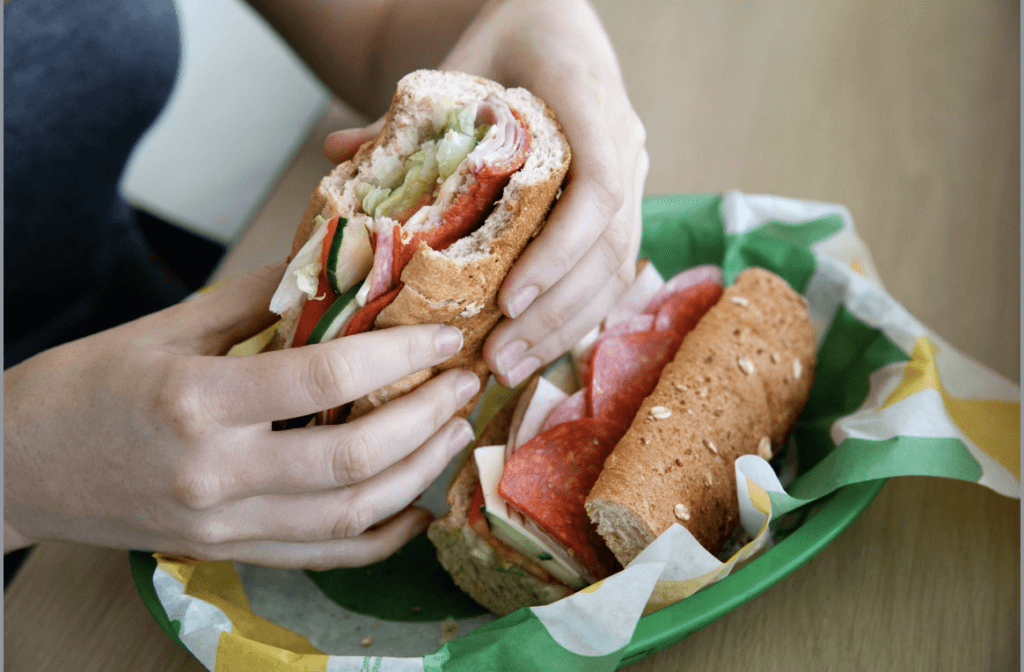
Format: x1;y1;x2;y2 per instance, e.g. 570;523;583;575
4;0;185;368
4;0;184;587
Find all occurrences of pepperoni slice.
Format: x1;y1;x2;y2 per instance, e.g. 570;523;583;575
644;264;723;316
577;315;657;388
498;418;623;579
539;388;588;434
652;281;723;340
588;330;681;430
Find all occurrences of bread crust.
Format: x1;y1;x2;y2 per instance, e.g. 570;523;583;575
427;380;574;615
585;268;816;566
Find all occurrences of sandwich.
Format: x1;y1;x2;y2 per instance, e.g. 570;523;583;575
427;265;816;615
267;70;569;421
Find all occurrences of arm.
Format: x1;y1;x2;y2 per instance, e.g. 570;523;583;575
244;0;488;117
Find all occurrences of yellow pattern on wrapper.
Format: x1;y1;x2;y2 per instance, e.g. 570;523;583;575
154;555;327;671
642;480;775;616
881;337;1021;479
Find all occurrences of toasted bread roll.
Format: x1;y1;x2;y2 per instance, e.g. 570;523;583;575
271;70;570;420
585;268;816;566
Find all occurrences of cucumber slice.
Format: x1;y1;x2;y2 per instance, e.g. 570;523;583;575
325;216;348;296
325;217;373;297
306;286;360;345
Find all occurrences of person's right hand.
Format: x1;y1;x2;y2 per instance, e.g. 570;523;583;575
3;264;479;569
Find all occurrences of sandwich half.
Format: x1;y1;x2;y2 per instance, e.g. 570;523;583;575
429;266;815;615
268;70;570;420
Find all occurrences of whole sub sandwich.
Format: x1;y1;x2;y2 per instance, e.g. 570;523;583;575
267;70;569;421
428;264;816;615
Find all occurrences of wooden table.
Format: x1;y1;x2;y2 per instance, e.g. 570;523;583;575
6;1;1019;669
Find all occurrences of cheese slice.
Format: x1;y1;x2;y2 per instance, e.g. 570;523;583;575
474;445;588;588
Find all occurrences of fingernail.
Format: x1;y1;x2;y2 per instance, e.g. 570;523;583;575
506;285;539;319
435;326;464;358
456;371;481;406
449;421;476;454
506;356;541;388
495;340;528;377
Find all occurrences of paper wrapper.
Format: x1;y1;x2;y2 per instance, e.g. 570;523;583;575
133;192;1020;671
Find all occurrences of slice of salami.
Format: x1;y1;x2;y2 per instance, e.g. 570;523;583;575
589;330;680;430
539;388;588;434
652;281;724;340
644;264;723;316
604;260;666;327
498;418;622;579
576;314;656;388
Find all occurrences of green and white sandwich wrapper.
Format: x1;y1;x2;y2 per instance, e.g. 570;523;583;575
130;191;1019;671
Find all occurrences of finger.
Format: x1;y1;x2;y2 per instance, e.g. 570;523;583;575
190;506;434;570
219;370;479;497
490;214;633;378
324;117;385;164
192;416;473;544
497;171;622;320
497;82;641;320
487;257;635;388
202;324;465;425
486;148;647;387
153;262;287;355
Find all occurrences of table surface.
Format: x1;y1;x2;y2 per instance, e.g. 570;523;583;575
5;1;1019;670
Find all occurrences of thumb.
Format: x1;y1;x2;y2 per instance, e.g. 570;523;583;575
164;262;287;355
324;116;386;164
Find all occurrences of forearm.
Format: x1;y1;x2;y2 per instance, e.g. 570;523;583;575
245;0;488;117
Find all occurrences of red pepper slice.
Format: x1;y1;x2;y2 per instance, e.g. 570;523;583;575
291;220;340;347
342;283;404;337
468;482;489;537
319;215;340;273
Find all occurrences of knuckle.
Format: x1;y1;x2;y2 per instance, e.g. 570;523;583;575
597;224;633;275
588;167;625;219
534;303;570;337
184;516;231;546
332;428;384;485
305;348;356;408
544;241;580;278
332;501;375;539
153;358;211;438
400;329;428;372
170;464;224;510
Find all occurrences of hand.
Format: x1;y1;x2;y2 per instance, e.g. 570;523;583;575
445;0;649;387
3;266;479;569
